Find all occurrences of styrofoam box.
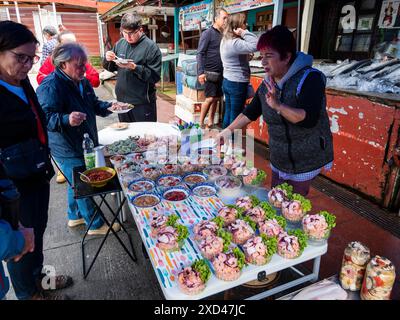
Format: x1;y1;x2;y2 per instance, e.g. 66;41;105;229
176;94;203;113
175;104;219;124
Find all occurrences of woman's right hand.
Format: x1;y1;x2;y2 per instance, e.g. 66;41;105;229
233;28;246;37
105;51;116;62
215;128;232;146
69;112;87;127
198;74;206;85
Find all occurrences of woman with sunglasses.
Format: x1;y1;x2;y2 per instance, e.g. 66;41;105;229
0;21;72;300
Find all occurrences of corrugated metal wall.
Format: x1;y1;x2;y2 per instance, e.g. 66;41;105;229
6;6;100;56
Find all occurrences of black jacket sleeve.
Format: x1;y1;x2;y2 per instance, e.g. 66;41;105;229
242;87;263;121
196;29;210;75
133;44;162;84
295;72;325;128
102;43;118;72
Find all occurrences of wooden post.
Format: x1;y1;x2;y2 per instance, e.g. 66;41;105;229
14;1;21;23
301;0;315;53
273;0;284;26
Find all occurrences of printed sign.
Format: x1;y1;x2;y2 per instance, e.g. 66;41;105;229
378;0;400;28
215;0;273;14
179;0;214;31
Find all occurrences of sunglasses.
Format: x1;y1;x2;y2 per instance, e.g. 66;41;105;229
10;51;40;65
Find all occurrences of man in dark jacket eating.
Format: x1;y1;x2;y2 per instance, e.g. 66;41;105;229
104;13;162;123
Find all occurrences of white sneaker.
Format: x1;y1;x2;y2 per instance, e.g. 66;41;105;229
68;218;85;228
87;222;121;236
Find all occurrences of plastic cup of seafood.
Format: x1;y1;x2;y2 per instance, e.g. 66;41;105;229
203;165;228;181
281;200;305;229
242;237;272;266
141;165;162;181
215;175;242;197
119;172;142;188
302;215;331;246
211;252;242;282
109;155;127;167
130;192;161;208
161;163;181;175
162;186;190;203
176;263;208;296
191;182;217;198
182;172;207;187
197;235;224;260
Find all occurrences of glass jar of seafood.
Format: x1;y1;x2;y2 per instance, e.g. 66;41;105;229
339;241;370;291
361;255;396;300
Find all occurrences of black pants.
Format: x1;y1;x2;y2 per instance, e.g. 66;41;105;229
7;179;50;300
118;101;157;122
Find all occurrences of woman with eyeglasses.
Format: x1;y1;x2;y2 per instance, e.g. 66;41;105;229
0;21;72;300
220;13;258;128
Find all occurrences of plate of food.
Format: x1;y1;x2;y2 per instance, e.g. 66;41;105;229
156;174;182;188
108;122;129;130
182;172;207;187
114;57;134;65
130;192;161;208
162;186;190;202
127;178;155;194
108;103;134;114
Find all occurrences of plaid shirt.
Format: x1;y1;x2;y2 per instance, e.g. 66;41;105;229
40;37;58;66
271;162;333;182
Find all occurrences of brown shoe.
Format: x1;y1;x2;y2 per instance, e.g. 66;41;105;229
38;275;73;291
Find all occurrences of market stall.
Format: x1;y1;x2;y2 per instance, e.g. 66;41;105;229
89;123;342;300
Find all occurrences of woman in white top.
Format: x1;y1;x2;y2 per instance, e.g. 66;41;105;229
220;13;258;128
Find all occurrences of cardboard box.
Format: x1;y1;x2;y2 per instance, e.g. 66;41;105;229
176;94;202;113
182;85;205;102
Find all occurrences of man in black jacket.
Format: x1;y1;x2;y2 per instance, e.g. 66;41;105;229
104;13;162;122
197;8;228;129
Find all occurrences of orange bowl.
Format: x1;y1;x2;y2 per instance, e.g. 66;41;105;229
80;167;116;188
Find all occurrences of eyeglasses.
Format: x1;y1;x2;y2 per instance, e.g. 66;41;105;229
122;28;141;37
10;51;40;65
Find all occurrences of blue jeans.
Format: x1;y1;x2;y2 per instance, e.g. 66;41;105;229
7;179;49;300
53;156;104;230
222;78;248;129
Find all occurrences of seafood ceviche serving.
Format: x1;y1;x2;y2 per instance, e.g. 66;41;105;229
157;175;182;187
212;248;246;281
277;230;307;259
217;205;243;226
281;193;312;223
177;259;212;295
226;219;255;245
268;183;293;208
150;213;179;238
242;235;277;266
302;211;336;243
156;223;189;252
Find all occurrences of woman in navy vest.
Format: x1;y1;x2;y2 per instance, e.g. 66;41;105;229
218;26;333;196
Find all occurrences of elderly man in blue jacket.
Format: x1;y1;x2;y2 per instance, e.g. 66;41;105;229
37;42;128;235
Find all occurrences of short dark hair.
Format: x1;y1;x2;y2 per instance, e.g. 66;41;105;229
257;25;296;64
120;13;142;31
0;21;38;52
43;25;57;37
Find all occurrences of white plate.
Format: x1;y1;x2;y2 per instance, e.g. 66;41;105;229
108;107;134;114
108;122;129;130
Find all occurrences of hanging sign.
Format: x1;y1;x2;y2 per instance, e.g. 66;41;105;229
378;0;400;28
215;0;273;14
179;0;214;31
